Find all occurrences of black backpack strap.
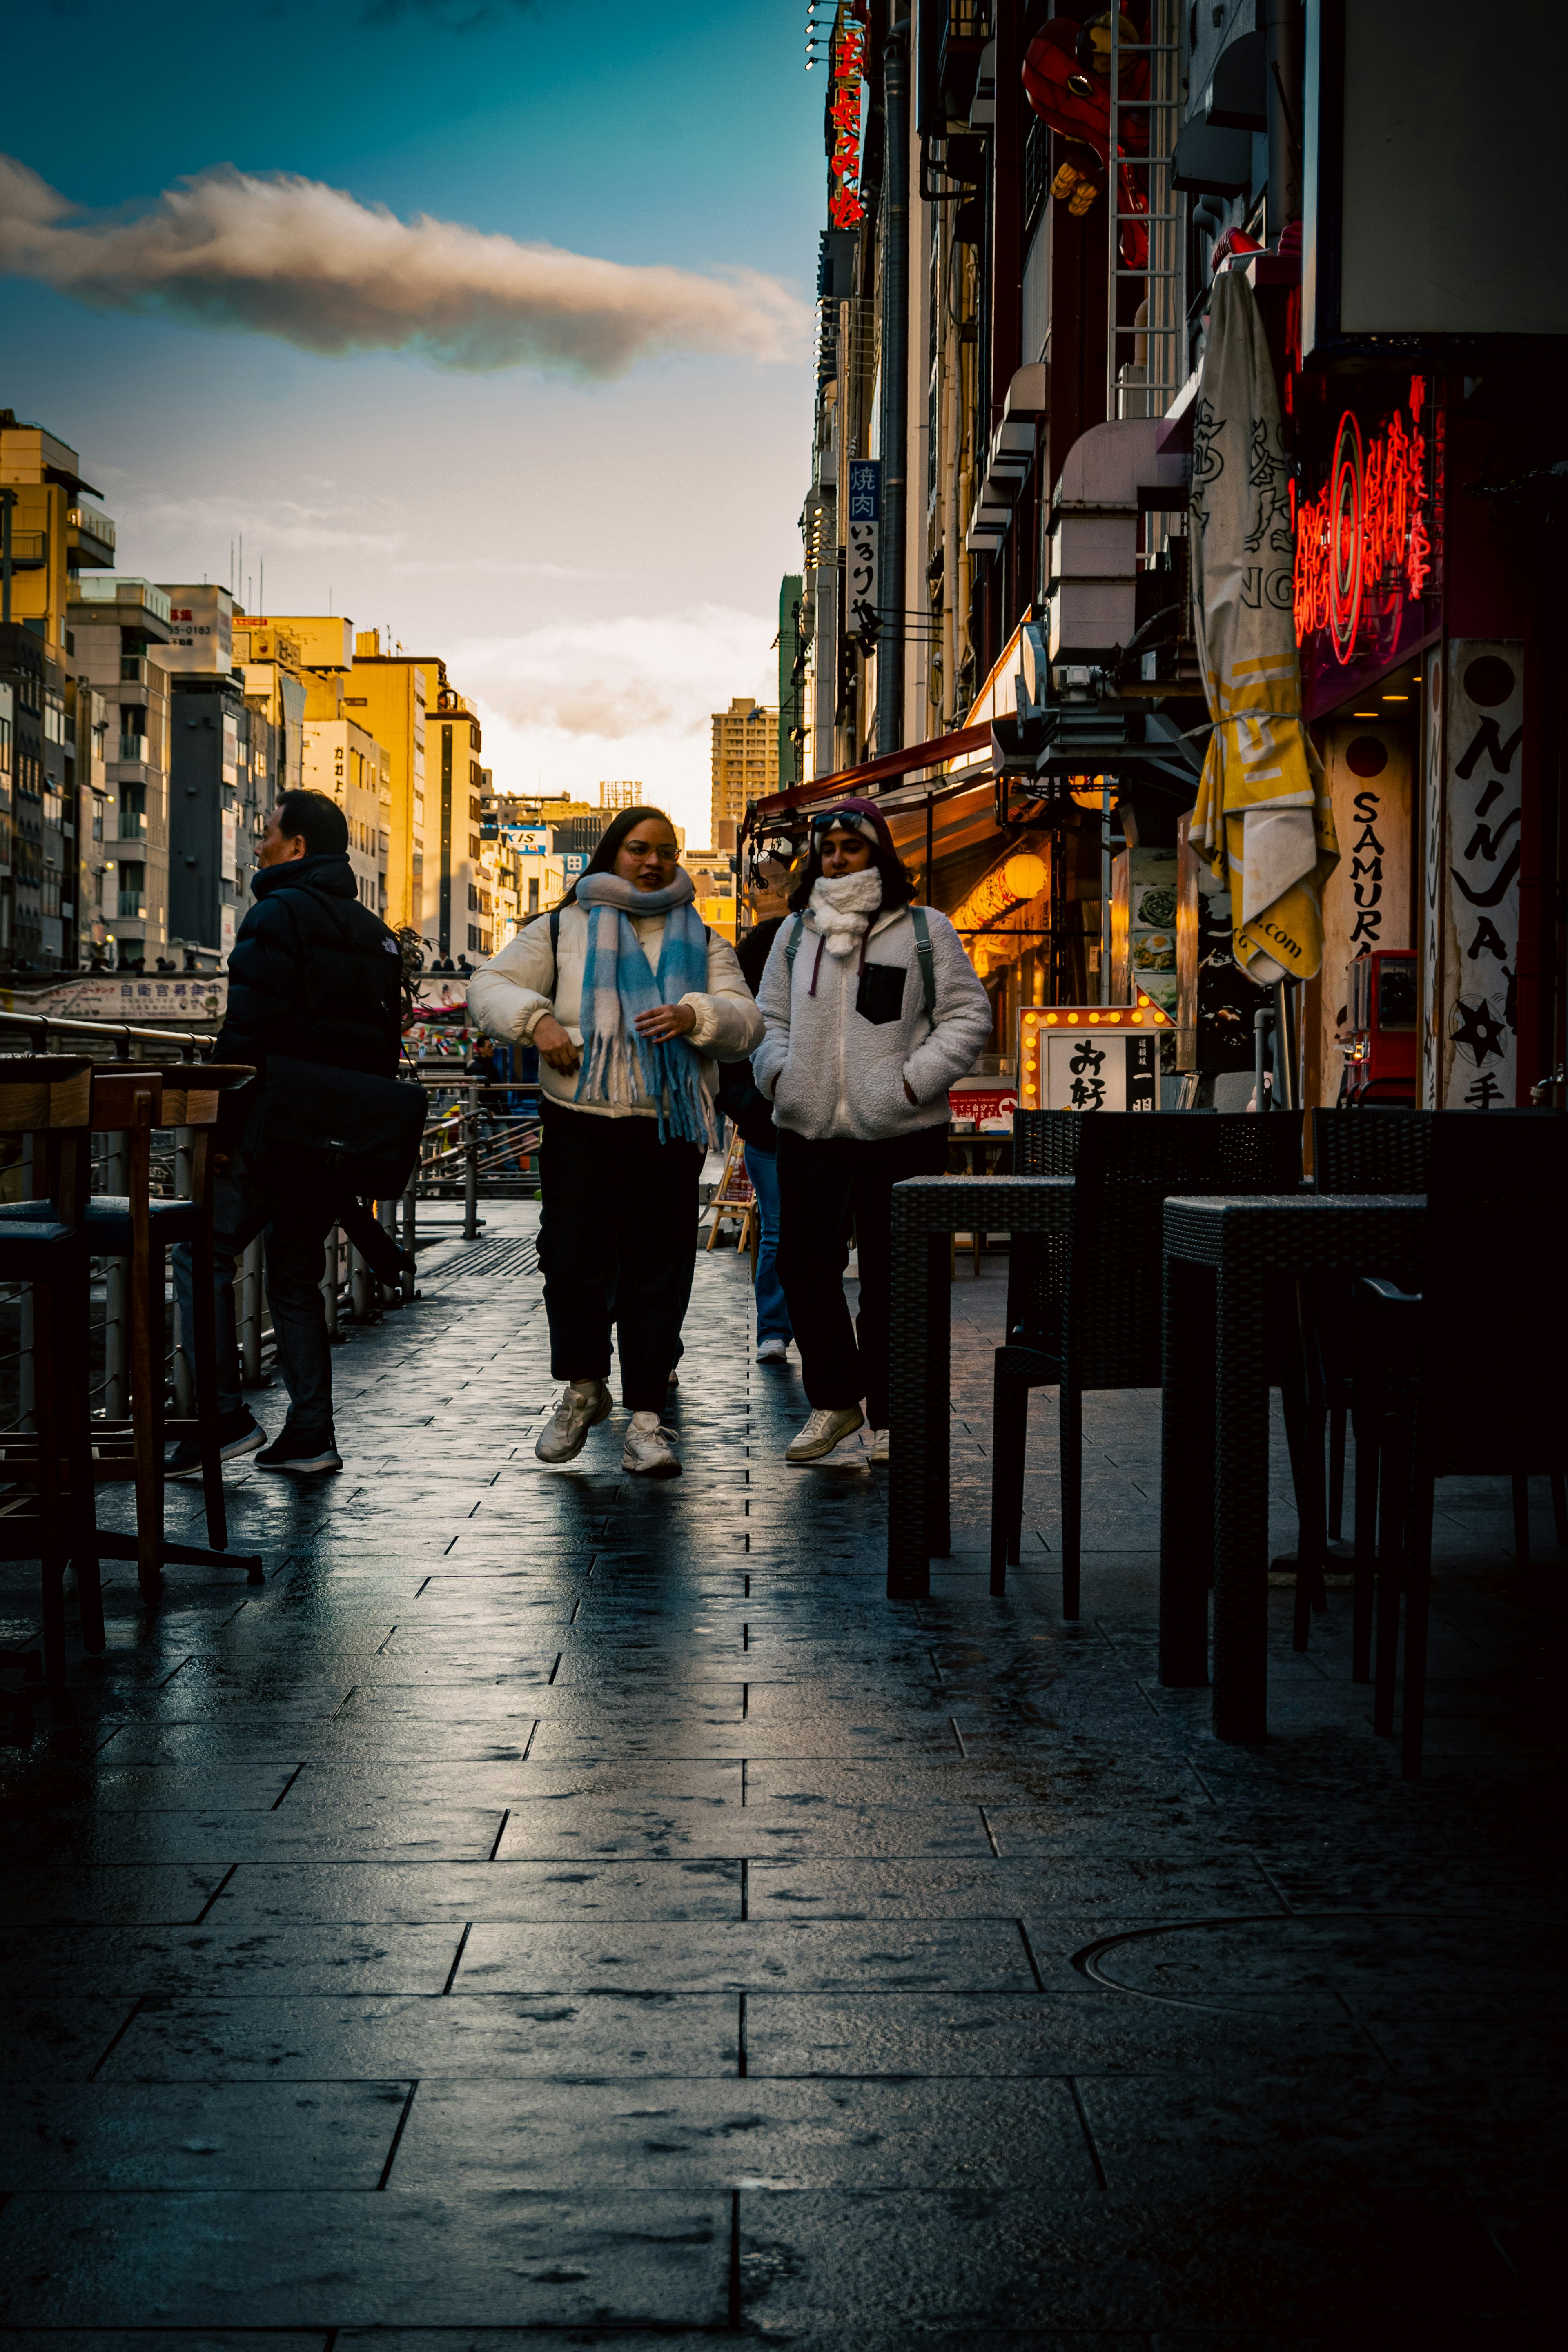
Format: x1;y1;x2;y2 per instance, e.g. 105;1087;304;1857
549;907;561;973
784;913;806;982
909;905;937;1022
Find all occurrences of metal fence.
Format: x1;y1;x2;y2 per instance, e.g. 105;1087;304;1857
0;1017;544;1428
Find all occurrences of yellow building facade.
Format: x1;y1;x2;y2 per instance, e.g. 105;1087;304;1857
0;414;116;651
301;719;390;915
710;695;779;843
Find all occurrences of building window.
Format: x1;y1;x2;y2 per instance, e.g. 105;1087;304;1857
117;861;146;918
468;923;482;951
528;877;539;916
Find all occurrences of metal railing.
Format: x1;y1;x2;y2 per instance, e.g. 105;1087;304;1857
0;1022;547;1434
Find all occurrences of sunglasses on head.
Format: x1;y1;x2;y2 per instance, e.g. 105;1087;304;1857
810;809;879;842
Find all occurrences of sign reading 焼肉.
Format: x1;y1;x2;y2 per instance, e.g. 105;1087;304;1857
846;459;879;641
1435;641;1523;1109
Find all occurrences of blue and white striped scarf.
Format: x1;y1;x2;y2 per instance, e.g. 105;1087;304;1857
572;867;713;1146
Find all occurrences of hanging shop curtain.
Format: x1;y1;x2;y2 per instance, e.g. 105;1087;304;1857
1189;270;1338;987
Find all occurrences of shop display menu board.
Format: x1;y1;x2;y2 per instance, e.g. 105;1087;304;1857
1018;1005;1172;1112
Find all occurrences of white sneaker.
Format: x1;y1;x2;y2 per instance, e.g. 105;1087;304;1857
622;1412;682;1478
786;1405;865;1463
756;1338;789;1364
535;1379;612;1463
866;1427;890;1464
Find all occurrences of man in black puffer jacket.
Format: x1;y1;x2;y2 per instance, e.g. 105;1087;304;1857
169;788;403;1477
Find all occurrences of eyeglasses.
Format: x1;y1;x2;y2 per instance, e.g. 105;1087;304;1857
623;839;679;861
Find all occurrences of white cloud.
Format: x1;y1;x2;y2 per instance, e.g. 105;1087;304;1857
0;152;808;377
452;606;777;846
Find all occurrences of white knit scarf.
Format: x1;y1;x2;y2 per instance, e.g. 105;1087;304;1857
803;867;883;959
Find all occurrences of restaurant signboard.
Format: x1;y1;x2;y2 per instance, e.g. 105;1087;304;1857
1427;640;1524;1109
1292;376;1443;721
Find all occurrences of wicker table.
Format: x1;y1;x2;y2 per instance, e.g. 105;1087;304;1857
887;1173;1074;1597
1158;1192;1427;1741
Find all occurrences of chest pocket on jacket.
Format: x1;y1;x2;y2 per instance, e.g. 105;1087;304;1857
855;962;907;1026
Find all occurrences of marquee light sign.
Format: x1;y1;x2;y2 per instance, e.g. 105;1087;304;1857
1293;379;1439;663
1017;998;1175;1114
827;18;867;230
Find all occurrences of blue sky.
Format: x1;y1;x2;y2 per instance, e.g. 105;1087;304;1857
0;0;823;837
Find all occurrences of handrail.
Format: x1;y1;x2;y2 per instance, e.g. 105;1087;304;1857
0;1005;214;1058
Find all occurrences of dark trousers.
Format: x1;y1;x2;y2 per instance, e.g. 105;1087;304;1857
775;1123;949;1430
538;1102;703;1412
171;1149;340;1439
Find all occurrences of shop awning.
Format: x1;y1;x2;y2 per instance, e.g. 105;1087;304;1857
749;721;992;825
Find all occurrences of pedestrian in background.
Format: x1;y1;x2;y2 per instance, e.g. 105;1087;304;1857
169;788;403;1478
718;859;794;1365
468;806;762;1478
754;799;991;1466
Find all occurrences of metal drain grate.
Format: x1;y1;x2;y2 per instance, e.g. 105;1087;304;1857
422;1237;540;1283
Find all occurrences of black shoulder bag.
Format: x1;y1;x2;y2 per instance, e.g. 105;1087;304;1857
246;897;428;1200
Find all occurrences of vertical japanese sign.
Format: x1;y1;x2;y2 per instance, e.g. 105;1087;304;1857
1439;641;1523;1109
1419;655;1444;1107
1320;723;1411;1085
846;458;880;637
827;16;867;230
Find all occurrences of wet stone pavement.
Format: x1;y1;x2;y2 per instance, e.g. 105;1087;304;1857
0;1207;1561;2348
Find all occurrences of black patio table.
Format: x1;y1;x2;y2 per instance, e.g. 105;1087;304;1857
1158;1191;1428;1741
887;1172;1075;1597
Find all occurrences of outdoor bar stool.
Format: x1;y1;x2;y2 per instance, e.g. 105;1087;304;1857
78;1063;260;1599
0;1062;261;1601
991;1111;1304;1615
1350;1110;1567;1775
0;1056;106;1681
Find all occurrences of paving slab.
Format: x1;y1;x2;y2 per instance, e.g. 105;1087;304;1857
0;1209;1558;2335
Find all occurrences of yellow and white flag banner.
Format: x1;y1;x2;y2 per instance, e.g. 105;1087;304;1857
1189;272;1338;985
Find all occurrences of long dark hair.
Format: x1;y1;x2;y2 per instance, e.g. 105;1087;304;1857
554;805;679;912
787;823;915;915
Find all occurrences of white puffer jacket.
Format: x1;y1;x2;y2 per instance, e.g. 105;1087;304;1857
467;902;764;1120
753;902;993;1143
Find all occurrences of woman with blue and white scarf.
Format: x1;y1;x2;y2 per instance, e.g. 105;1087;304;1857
468;806;763;1478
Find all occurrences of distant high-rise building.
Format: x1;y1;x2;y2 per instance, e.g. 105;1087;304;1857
710;696;778;843
777;577;804;788
599;780;642;811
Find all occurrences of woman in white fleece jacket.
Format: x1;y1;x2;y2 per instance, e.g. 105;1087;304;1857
468;806;762;1479
753;797;993;1466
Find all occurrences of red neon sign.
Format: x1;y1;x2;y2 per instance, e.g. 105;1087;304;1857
1294;381;1433;660
827;25;866;231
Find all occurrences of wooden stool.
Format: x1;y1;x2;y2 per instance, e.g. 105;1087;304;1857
80;1063;262;1598
0;1062;263;1604
0;1056;105;1682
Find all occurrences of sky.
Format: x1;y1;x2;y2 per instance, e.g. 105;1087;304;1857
0;0;824;845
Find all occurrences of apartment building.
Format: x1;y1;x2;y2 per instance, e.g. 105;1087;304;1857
710;695;778;842
67;578;175;968
228;610;306;804
0;410;116;661
302;717;390;915
425;676;491;960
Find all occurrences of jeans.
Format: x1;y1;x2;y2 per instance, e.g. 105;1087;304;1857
775;1123;949;1431
171;1147;341;1440
538;1102;703;1412
744;1143;792;1345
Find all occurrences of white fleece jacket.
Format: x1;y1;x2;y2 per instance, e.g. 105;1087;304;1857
753;902;993;1142
466;901;764;1120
